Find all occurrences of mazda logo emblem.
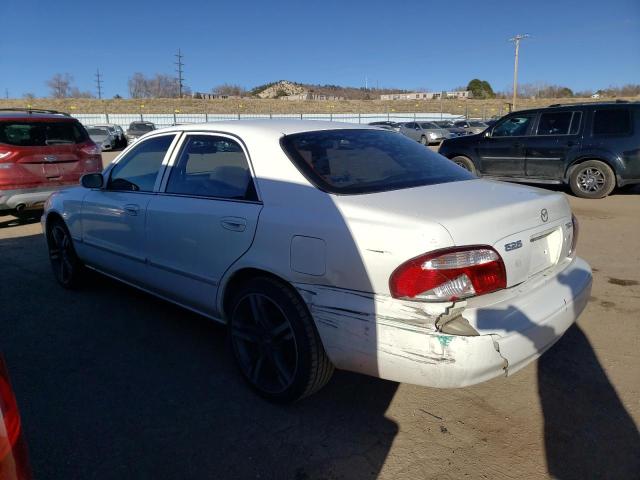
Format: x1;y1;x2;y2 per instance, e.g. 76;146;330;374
541;208;549;222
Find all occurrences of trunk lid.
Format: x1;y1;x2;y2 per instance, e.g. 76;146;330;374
334;179;574;288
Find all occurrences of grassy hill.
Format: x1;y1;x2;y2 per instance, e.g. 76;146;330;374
0;97;636;117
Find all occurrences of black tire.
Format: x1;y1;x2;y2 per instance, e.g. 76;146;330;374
12;209;41;222
228;276;334;403
420;135;428;146
452;155;477;175
46;217;85;289
569;160;616;199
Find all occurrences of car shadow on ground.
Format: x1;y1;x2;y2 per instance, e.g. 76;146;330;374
1;233;399;480
476;266;640;479
0;215;40;229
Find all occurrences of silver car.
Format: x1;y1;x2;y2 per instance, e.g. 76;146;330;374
86;126;116;151
453;120;489;135
399;121;452;145
95;124;126;148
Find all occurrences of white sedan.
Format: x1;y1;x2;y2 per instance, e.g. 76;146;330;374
42;121;592;402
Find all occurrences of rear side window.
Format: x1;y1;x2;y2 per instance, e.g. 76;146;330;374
593;109;631;135
108;135;175;192
280;129;475;195
166;135;256;200
536;112;573;135
0;121;88;146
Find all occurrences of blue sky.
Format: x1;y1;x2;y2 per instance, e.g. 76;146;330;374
1;0;638;98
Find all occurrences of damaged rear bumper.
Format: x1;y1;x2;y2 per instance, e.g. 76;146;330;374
296;256;592;389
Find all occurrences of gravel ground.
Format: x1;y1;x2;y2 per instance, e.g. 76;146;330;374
0;151;638;479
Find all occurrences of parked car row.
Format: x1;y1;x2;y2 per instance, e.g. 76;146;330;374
369;120;490;145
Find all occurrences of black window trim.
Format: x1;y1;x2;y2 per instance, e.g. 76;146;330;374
591;107;633;137
534;110;580;137
157;130;262;204
104;132;180;194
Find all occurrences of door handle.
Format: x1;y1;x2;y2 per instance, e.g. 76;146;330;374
566;141;575;147
123;204;140;216
221;217;247;232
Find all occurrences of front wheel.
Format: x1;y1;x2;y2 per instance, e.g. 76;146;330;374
228;277;334;403
46;218;84;289
420;136;428;146
569;160;616;199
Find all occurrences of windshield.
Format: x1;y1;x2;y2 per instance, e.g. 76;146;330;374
0;121;88;146
129;123;155;132
469;121;487;127
420;122;439;129
87;128;109;136
280;129;475;195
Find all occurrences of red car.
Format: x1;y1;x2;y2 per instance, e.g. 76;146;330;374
0;109;102;219
0;356;31;480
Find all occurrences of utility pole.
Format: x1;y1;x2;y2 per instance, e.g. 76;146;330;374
175;48;185;98
4;88;8;99
508;34;529;111
95;68;103;99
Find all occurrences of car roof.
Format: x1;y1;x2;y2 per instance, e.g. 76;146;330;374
0;111;76;121
507;101;640;116
151;120;379;138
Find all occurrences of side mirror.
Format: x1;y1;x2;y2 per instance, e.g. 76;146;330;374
81;173;103;189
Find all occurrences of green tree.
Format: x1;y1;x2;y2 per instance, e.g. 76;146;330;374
467;79;495;99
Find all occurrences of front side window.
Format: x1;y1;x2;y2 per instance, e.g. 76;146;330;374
492;114;536;137
280;129;475;195
536;112;573;135
166;135;256;200
108;134;175;192
593;109;631;135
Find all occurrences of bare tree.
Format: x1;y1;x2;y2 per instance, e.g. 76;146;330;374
211;83;247;97
128;72;182;98
46;73;74;98
23;92;36;100
69;87;94;98
128;72;148;98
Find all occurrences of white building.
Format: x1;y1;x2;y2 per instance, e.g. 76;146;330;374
380;91;471;100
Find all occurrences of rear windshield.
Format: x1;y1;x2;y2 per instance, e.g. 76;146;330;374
87;127;109;136
0;121;88;146
280;129;475;195
129;123;155;132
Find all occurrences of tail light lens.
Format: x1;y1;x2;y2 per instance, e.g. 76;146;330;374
569;214;579;256
0;357;31;480
80;143;101;156
390;246;507;301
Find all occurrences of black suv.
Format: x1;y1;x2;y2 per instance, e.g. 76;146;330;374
438;101;640;198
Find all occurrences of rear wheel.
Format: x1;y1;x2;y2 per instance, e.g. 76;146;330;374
46;218;84;289
569;160;615;199
452;156;477;175
228;277;333;403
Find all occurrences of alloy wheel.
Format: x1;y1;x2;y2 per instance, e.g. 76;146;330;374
230;293;298;394
48;225;75;285
576;167;605;193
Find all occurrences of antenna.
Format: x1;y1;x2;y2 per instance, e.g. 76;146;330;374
95;68;103;100
175;48;185;98
508;34;530;111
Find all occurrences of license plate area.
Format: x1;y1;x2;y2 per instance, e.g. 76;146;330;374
528;227;563;276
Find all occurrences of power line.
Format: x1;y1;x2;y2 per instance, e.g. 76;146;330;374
95;68;103;100
508;34;530;111
175;48;185;98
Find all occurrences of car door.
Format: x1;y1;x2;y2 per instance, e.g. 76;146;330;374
475;113;536;177
80;133;179;285
525;111;582;179
403;122;420;141
144;133;263;317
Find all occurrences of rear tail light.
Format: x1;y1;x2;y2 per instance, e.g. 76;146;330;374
569;214;579;256
80;144;101;156
390;246;507;301
0;357;31;479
